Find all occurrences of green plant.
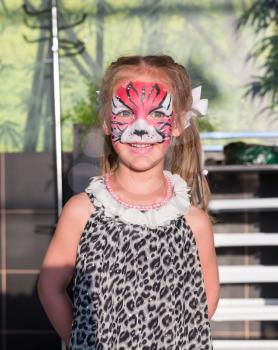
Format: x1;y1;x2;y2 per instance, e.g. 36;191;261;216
237;0;278;119
62;81;101;127
0;120;21;151
197;117;215;132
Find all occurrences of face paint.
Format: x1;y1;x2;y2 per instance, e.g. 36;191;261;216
110;81;175;145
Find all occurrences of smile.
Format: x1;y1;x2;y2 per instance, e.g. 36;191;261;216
129;143;153;148
125;142;157;154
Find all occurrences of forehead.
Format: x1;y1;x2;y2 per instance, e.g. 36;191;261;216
114;80;170;96
113;70;172;94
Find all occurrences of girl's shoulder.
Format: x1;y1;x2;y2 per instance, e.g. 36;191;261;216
44;193;96;270
185;205;213;242
185;205;210;220
61;192;96;228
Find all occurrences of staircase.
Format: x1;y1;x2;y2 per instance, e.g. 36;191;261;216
206;164;278;350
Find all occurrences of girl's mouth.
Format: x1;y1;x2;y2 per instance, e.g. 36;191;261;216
129;143;153;148
126;142;156;153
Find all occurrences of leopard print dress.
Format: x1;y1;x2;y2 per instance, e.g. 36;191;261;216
69;170;213;350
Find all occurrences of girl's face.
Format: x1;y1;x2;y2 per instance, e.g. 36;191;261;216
110;80;175;145
104;72;181;172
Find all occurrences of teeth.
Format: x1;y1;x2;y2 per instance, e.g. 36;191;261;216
130;143;153;148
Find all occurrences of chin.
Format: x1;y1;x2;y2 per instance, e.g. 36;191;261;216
121;159;163;173
112;141;169;170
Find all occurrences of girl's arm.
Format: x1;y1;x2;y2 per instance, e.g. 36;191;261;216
185;206;220;320
37;193;94;347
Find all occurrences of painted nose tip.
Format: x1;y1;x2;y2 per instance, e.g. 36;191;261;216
133;130;148;137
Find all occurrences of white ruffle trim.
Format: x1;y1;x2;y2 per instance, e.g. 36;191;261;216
85;170;191;229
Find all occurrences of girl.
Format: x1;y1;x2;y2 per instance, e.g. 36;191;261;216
38;55;220;350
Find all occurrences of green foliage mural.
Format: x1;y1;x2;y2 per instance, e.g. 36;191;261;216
0;0;276;152
0;120;21;151
237;0;278;121
62;81;100;127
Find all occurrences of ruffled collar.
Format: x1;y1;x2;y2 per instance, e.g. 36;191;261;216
85;170;191;229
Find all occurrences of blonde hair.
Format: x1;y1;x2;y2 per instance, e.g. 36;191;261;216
98;55;211;211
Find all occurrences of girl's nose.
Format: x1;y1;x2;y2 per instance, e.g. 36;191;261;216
133;129;148;138
136;107;146;120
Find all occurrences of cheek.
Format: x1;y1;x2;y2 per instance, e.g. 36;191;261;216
163;117;175;137
149;116;172;125
111;138;124;156
110;114;133;129
109;115;127;138
156;141;171;157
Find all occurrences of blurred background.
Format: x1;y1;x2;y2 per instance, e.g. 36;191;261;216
0;0;278;349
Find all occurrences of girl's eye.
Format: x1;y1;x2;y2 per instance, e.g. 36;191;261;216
119;110;133;117
149;111;166;118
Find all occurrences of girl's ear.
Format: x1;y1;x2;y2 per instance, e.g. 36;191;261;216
171;114;183;137
102;120;110;135
172;126;181;137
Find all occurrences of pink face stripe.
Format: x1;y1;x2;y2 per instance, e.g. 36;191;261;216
110;81;175;144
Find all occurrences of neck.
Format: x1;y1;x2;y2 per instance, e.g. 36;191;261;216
109;165;169;203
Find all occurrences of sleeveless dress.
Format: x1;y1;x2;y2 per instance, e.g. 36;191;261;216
69;170;213;350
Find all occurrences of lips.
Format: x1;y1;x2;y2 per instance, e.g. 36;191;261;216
129;143;153;148
126;142;156;153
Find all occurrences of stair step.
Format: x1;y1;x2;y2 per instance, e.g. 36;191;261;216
213;298;278;321
218;298;278;306
219;265;278;283
209;198;278;212
214;233;278;247
213;340;278;350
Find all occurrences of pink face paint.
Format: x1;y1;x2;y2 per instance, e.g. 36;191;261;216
110;81;175;145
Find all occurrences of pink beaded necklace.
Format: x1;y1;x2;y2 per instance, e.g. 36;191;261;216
104;172;173;210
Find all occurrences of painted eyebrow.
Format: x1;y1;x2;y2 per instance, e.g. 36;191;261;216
148;106;165;114
126;82;139;107
111;96;133;114
167;94;172;110
147;83;161;102
148;94;173;115
148;93;168;112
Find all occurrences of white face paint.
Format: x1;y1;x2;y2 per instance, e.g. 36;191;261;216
120;118;164;144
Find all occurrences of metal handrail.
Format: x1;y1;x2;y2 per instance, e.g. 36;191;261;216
206;164;278;172
201;131;278;140
201;131;278;152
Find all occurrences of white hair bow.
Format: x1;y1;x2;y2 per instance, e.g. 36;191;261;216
184;86;208;129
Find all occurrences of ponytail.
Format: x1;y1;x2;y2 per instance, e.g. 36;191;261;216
169;119;211;211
